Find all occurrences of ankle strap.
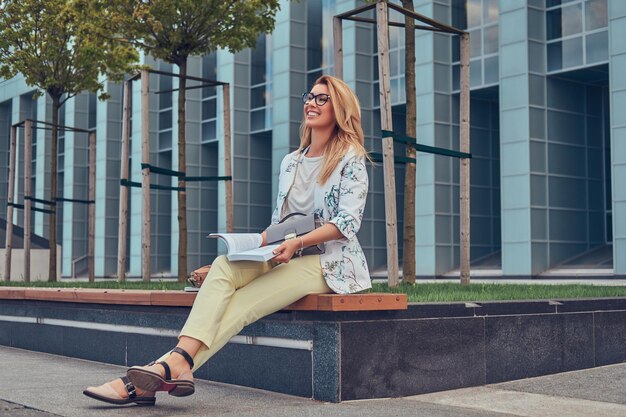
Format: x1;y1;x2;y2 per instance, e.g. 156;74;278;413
171;347;195;369
120;375;137;399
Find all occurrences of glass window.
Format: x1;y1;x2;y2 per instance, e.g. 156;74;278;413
251;86;265;109
586;31;608;64
202;98;216;120
202;121;216;142
547;41;563;71
251;109;265;132
562;36;583;68
158;71;173;108
452;63;460;91
202;54;217;98
547;3;583;40
585;0;608;31
452;36;460;62
470;28;482;57
390;50;399;76
484;56;498;85
159;131;172;150
483;0;499;25
484;25;498;55
547;8;563;40
159;110;172;130
547;0;578;7
307;0;322;71
466;0;482;28
251;36;267;86
451;0;467;30
470;59;482;87
561;3;583;37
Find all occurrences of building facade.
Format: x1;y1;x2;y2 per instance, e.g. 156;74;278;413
0;0;624;278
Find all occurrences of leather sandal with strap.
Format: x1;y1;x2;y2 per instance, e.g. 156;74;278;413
126;347;195;397
83;376;156;406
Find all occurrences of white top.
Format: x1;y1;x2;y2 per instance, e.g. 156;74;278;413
272;147;371;294
282;154;324;217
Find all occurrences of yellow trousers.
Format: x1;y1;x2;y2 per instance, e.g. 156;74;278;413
161;254;331;372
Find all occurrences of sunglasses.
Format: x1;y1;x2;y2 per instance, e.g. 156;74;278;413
302;92;331;106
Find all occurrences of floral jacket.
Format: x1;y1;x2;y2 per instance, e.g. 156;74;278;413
270;147;371;294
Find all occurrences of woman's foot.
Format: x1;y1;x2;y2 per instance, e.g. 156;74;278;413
127;347;195;397
83;376;156;406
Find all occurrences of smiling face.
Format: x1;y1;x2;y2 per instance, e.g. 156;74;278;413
304;83;336;131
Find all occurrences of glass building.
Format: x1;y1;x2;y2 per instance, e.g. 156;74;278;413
0;0;624;279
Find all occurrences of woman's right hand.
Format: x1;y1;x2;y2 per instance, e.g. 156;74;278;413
188;265;210;287
261;231;268;247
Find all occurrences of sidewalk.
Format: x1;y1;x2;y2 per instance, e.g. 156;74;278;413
1;346;625;417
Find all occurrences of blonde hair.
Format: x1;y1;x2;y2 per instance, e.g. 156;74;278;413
298;75;369;184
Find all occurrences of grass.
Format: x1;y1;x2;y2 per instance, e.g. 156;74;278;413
3;280;626;303
368;282;626;303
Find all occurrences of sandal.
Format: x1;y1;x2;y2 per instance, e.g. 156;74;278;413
127;347;195;397
83;376;156;406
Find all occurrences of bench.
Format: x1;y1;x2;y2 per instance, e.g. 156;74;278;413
0;287;407;311
2;286;626;402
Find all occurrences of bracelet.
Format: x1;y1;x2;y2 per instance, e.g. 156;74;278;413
297;237;304;256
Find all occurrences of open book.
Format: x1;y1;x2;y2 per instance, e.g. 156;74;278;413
209;233;280;262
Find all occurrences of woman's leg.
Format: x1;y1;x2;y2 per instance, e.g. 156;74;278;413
128;255;274;386
187;254;331;372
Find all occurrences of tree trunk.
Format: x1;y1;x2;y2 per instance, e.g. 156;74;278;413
48;96;60;282
402;0;417;285
177;57;188;283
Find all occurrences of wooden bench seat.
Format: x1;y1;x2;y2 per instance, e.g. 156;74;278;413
0;287;407;311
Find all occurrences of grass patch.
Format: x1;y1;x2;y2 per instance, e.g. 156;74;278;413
369;282;626;303
3;280;626;303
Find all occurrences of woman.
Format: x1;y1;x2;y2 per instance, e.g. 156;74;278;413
84;75;370;406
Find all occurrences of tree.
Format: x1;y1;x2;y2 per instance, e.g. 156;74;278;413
109;0;281;282
0;0;138;281
401;0;417;285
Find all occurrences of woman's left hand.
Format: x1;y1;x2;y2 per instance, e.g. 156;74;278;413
272;238;301;264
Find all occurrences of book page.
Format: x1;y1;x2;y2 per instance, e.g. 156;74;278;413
209;233;263;255
227;244;280;262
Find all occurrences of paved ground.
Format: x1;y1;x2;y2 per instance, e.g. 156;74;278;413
1;346;625;417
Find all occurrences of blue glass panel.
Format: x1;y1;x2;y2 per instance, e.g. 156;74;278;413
452;36;460;62
202;121;216;142
483;0;499;24
391;78;400;104
251;36;267;85
251;109;266;132
159;110;172;130
547;0;578;7
251;86;266;109
307;0;322;71
562;4;583;37
548;42;563;71
202;98;216;121
159;131;172;150
452;64;460;91
585;0;608;31
547;9;563;40
484;56;498;85
467;0;481;27
586;31;608;64
470;28;482;57
390;50;399;76
451;0;467;30
562;37;583;68
484;25;499;55
470;59;482;87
